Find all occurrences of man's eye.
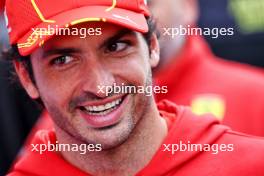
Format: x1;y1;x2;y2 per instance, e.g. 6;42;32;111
106;42;129;53
51;56;74;66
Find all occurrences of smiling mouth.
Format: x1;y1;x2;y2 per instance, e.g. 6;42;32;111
77;94;129;128
79;95;125;116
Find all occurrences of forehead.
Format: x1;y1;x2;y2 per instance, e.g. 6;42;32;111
43;22;128;46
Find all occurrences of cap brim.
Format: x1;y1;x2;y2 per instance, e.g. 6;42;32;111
17;6;149;56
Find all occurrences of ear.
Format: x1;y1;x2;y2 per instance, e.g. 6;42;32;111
13;61;40;99
149;34;160;68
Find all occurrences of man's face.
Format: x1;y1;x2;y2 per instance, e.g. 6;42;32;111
24;22;159;149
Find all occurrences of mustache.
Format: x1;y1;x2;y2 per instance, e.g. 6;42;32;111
68;91;115;111
68;83;135;111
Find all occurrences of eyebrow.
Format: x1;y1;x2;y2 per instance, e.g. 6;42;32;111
42;48;81;58
41;28;136;58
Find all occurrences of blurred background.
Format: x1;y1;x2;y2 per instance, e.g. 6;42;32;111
199;0;264;68
0;0;264;175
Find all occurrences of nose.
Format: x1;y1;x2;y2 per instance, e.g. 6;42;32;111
81;59;115;98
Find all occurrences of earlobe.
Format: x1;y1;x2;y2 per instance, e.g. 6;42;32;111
150;51;159;68
13;61;40;99
149;34;160;68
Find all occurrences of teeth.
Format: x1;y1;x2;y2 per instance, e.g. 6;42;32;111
84;98;122;114
105;102;112;109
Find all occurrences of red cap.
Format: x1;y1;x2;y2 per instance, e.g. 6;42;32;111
5;0;150;56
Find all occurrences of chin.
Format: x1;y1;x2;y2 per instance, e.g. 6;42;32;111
72;113;136;150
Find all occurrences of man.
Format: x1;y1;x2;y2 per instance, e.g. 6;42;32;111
26;0;264;142
4;0;264;175
149;0;264;136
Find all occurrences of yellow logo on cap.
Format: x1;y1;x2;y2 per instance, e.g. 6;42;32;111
191;94;226;121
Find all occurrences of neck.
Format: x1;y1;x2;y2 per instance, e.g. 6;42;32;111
55;99;167;176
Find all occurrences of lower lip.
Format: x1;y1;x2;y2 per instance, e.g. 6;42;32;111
78;95;129;128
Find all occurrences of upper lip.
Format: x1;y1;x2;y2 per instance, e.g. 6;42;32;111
78;93;127;107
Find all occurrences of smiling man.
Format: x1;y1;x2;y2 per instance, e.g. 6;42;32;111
4;0;264;176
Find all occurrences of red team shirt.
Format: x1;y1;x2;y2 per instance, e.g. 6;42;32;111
155;35;264;136
8;101;264;175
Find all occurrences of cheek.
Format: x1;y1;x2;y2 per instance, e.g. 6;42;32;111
34;68;77;110
114;54;150;87
111;42;151;86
